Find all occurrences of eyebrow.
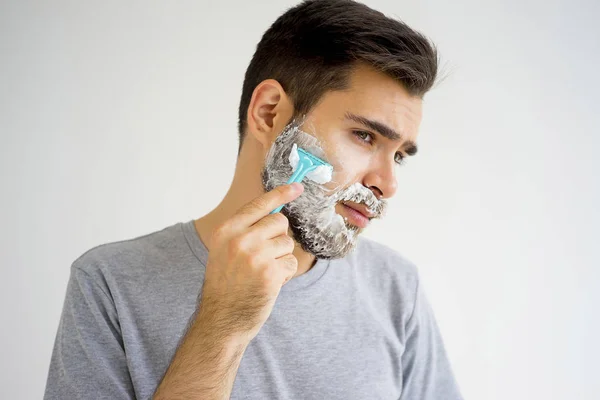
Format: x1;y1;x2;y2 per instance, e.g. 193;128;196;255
344;112;418;156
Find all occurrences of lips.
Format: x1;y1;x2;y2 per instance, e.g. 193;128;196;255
342;201;375;219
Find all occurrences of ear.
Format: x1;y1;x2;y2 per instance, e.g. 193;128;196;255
246;79;294;149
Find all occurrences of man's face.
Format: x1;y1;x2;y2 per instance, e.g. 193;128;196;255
262;64;423;259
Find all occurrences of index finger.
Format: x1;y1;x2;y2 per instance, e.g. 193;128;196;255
233;183;304;227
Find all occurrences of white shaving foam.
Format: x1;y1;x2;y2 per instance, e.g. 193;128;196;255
262;119;386;259
289;143;300;170
288;143;333;185
307;165;333;184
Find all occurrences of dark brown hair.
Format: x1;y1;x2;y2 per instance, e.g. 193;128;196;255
237;0;439;151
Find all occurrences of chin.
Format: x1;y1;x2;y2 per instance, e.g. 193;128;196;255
286;212;361;260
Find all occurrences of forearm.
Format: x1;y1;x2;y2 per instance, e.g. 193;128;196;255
153;311;250;400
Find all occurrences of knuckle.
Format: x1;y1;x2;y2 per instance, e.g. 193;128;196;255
282;254;298;270
265;213;286;230
279;235;294;250
237;204;253;217
278;184;293;196
247;252;264;268
269;213;289;232
285;234;294;245
251;196;270;211
260;266;276;285
274;212;289;227
230;234;249;253
212;224;228;242
258;213;287;231
227;239;240;255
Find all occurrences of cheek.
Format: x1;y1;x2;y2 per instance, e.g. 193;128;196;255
320;139;374;190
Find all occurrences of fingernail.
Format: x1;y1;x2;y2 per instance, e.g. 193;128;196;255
290;182;303;193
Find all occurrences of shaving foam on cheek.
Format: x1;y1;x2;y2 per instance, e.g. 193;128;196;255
317;135;369;191
262;118;388;259
289;143;300;170
262;120;359;259
308;165;333;184
288;143;333;185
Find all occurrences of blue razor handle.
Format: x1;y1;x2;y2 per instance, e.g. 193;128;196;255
270;159;317;214
270;147;330;214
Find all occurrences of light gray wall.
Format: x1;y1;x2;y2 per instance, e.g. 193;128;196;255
1;0;598;398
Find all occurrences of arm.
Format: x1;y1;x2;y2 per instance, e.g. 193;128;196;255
152;302;251;400
400;279;463;400
154;184;304;399
44;267;136;399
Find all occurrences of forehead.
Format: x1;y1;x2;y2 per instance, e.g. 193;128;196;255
314;64;423;140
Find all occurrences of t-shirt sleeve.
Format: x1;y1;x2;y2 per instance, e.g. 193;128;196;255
44;266;136;400
400;279;463;400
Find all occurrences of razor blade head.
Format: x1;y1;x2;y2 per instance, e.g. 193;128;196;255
297;147;331;168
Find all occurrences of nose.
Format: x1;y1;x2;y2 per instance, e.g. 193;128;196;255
362;157;398;199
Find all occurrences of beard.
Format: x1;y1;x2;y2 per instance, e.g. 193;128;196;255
261;119;387;260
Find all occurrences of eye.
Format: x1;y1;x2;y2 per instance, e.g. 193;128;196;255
394;152;405;166
352;130;374;144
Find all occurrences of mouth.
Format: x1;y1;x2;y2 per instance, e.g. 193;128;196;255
339;201;374;229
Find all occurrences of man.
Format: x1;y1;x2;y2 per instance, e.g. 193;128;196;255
44;0;462;399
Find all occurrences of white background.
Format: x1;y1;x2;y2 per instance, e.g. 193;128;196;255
1;0;599;399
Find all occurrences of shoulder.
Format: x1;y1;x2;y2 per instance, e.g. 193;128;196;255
71;222;184;281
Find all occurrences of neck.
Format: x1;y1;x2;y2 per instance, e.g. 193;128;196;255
193;139;317;278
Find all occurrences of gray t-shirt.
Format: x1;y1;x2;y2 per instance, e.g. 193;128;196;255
44;220;462;400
